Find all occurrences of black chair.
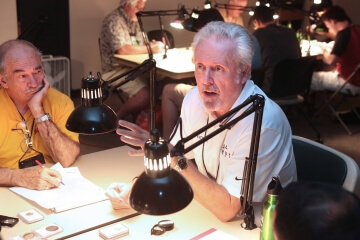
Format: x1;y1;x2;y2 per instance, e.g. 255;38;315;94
269;56;322;142
147;29;175;49
251;67;266;87
292;135;360;194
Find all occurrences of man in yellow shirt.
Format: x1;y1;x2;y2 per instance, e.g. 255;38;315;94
0;39;80;190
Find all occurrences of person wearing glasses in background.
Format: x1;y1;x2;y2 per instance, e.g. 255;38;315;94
100;0;164;121
0;40;80;190
107;22;296;223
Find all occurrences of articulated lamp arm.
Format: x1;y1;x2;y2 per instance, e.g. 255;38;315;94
170;94;265;230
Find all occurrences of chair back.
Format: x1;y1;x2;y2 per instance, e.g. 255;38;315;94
269;56;317;98
147;29;175;49
292;135;360;194
251;67;266;87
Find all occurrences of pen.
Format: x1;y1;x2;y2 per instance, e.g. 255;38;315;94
35;160;65;185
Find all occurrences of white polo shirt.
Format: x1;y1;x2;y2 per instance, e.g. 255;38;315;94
170;80;297;203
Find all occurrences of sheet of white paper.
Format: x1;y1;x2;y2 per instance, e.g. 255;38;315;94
10;163;107;212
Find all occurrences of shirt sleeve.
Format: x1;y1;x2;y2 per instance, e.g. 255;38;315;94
331;27;351;57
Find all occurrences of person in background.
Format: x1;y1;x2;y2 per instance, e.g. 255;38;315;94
0;39;80;190
162;8;262;141
217;0;262;70
100;0;164;120
107;22;296;222
252;5;301;93
217;0;248;26
308;0;334;41
274;181;360;240
311;5;360;95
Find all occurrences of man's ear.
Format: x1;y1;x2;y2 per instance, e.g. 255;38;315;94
0;76;8;88
123;2;131;11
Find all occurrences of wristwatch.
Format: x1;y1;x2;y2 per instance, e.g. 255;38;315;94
35;113;51;123
173;156;188;172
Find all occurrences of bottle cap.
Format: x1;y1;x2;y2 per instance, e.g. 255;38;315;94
267;176;283;195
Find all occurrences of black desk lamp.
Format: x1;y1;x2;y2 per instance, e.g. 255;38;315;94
66;58;156;134
131;93;265;227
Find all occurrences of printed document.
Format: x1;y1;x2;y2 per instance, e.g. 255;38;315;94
10;163;107;212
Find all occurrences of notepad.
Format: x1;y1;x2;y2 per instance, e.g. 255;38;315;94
10;163;107;213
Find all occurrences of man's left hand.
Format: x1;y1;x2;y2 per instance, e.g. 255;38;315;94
28;78;50;118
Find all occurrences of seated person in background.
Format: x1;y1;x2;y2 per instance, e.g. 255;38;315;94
274;181;360;240
108;22;297;222
311;5;360;95
217;0;248;26
162;8;262;141
100;0;164;120
217;0;262;70
0;40;80;190
252;5;301;93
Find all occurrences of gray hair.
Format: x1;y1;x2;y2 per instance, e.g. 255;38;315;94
119;0;141;8
191;21;254;71
0;39;42;75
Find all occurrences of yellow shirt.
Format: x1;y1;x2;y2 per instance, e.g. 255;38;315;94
0;87;79;169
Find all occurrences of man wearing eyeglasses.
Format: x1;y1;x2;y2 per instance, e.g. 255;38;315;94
0;40;80;190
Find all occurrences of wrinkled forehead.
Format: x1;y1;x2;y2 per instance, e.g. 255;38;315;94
4;45;41;73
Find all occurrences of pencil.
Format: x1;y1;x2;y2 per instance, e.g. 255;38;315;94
35;160;65;185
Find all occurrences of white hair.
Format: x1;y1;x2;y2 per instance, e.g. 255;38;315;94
192;21;254;71
119;0;142;8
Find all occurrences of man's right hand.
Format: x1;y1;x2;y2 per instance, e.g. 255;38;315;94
116;120;150;156
16;167;63;190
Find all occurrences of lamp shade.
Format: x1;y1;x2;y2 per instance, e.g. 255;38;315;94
66;73;118;134
129;129;193;215
182;9;200;32
130;170;194;215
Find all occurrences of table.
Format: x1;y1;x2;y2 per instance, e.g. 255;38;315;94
0;146;261;239
113;48;195;80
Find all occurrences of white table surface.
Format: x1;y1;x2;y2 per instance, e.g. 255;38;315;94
0;146;261;240
113;48;195;80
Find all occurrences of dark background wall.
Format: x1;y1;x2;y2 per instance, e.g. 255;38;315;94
16;0;70;58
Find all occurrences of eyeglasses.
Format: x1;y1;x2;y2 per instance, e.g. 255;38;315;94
150;220;174;236
12;120;34;153
11;120;42;166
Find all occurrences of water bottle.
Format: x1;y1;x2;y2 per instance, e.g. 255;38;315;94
260;176;283;240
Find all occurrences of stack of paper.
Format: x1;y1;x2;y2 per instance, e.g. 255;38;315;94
10;163;107;212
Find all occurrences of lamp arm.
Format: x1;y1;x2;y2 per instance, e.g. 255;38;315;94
136;12;153;59
214;4;254;11
170;94;264;157
158;15;168;59
101;59;156;101
170;94;264;230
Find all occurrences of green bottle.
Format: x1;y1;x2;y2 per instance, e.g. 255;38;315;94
260;176;282;240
